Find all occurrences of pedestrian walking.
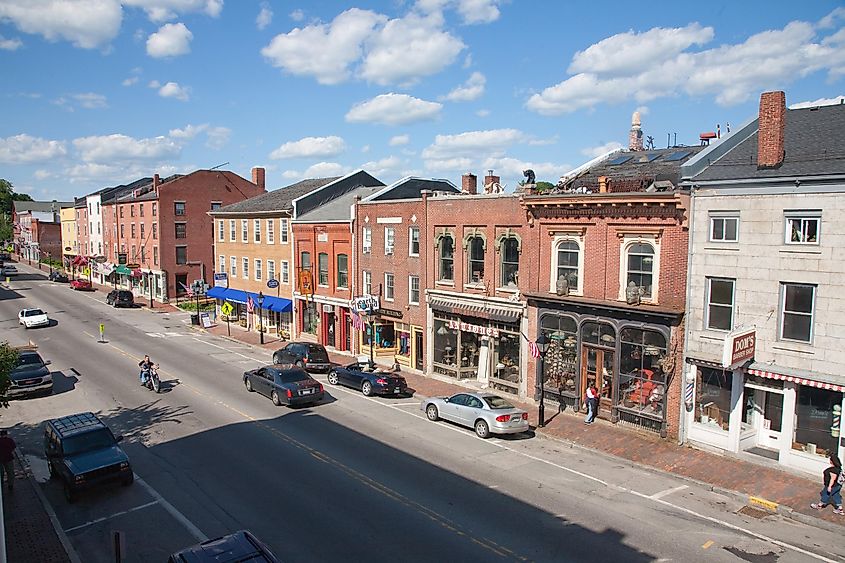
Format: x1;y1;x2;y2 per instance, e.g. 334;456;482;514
0;429;16;491
584;384;599;424
811;454;843;515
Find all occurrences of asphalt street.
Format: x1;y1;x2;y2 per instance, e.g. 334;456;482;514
1;265;844;562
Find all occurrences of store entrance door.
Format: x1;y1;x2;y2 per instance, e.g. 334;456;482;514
413;328;424;371
744;386;784;452
582;345;614;414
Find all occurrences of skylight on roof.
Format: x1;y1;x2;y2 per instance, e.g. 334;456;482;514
664;150;692;162
636;153;661;163
607;155;632;166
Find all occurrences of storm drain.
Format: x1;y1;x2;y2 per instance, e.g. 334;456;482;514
736;505;772;519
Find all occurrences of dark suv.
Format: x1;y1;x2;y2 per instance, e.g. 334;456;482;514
44;412;133;502
169;530;279;562
106;290;134;307
272;342;331;372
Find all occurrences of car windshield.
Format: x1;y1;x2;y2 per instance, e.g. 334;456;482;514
15;354;43;368
278;370;311;384
24;309;45;317
306;345;328;361
62;429;116;456
482;396;515;410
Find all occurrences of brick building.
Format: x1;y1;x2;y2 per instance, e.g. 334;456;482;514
292;170;384;351
60;206;78;267
12;200;73;263
208;177;335;336
522;144;704;438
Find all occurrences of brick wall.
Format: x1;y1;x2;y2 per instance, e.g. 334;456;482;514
757;91;786;168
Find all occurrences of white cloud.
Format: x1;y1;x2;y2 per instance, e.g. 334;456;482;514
475;108;490;117
256;2;273;30
123;0;222;23
304;162;348;177
148;79;161;88
269;136;346;160
415;0;502;25
0;134;67;164
389;134;410;146
361;155;404;176
73;133;181;163
346;93;442;125
789;95;845;108
146;22;193;58
422;128;526;160
0;35;22;50
289;9;305;22
169;123;231;149
72;92;108;109
261;8;386;85
443;71;485;102
0;0;122;49
581;141;623;158
158;81;190;101
361;145;371;153
482;157;573;185
635;105;650;116
527;20;845;114
818;7;845;29
205;126;231;149
122;76;139;86
423;156;472;172
33;169;52;180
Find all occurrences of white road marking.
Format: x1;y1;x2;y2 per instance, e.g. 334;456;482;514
191;337;259;361
650;485;688;499
135;475;207;542
391;401;423;406
63;500;159;533
146;333;165;338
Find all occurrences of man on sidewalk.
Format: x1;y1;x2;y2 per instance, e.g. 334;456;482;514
0;429;17;490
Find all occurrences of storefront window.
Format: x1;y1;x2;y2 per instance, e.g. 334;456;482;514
501;238;519;288
301;303;318;335
492;331;520;393
362;323;396;350
695;367;732;431
433;319;458;376
540;314;578;394
582;321;616;346
618;328;668;418
397;326;411;358
459;331;480;378
793;387;842;458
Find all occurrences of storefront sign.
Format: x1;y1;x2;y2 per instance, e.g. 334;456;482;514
722;328;755;369
214;272;228;287
118;253;127;265
448;319;499;338
379;308;403;319
267;278;279;289
64;246;72;252
298;270;314;296
200;312;212;328
351;295;380;314
126;263;140;269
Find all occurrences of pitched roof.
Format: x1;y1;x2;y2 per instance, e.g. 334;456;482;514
296;184;383;222
13;200;74;213
365;177;460;201
691;104;845;182
212;177;339;214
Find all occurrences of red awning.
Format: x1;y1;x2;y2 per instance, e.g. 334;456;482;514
746;368;845;393
131;268;143;278
72;255;88;266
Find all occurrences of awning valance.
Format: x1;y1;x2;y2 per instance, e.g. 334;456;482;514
114;264;132;276
207;286;228;300
429;296;521;324
209;288;292;313
746;363;845;393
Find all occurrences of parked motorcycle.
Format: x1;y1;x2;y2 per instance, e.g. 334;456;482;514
141;364;161;393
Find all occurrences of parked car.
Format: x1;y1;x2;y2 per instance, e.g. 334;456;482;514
18;307;50;329
421;392;530;438
49;271;69;283
0;252;10;261
328;361;407;397
1;265;18;276
44;412;133;502
8;350;53;397
244;365;324;407
272;342;331;372
169;530;279;563
70;279;93;291
106;290;134;307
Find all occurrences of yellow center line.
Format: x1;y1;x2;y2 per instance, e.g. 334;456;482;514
702;540;714;550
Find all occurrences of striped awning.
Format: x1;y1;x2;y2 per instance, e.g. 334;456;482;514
429;296;521;324
745;366;845;393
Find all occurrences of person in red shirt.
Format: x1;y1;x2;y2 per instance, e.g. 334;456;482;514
0;430;16;491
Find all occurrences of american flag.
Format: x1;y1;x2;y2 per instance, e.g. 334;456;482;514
350;310;364;331
180;282;194;298
246;296;254;313
528;340;541;359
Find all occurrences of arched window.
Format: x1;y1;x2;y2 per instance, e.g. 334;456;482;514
500;238;519;287
439;235;454;281
626;243;654;298
468;236;485;283
556;240;580;292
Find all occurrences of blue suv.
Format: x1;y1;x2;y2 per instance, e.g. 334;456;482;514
44;412;133;502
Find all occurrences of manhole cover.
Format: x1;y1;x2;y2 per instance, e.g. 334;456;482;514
737;505;771;519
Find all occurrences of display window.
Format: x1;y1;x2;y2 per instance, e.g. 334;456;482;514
301;303;318;335
396;323;411;358
695;367;732;431
618;328;668;419
433;318;459;377
792;386;842;458
492;331;520;393
362;322;396;350
539;314;578;395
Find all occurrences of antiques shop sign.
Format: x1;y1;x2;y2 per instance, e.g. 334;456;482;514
448;319;499;338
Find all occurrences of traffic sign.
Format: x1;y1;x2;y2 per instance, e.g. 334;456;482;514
220;302;233;316
267;278;279;289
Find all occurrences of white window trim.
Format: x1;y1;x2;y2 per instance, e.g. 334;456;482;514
317;254;329;287
708;212;740;243
779;282;816;343
549;234;584;296
229;220;236;242
255;259;262;281
784;210;821;246
241;220;249;243
267;260;276;282
384;227;395;255
384;272;395;301
409;275;420;305
254;219;261;243
230;256;237;277
617;235;661;303
363;270;372;296
362;227;372;254
267;219;274;244
705;277;735;332
242;257;249;280
219;255;225;274
281;260;290;284
280;219;289;244
409;227;420;257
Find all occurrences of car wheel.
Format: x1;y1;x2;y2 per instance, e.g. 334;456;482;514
63;482;77;503
327;372;339;385
244;378;253;392
271;390;282;406
122;473;134;486
426;404;439;421
361;381;373;397
474;419;490;439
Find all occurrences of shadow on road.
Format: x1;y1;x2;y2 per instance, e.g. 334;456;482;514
50;371;79;395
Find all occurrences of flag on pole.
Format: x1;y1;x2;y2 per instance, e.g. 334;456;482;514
246;296;255;313
528;340;541;359
180;282;194;298
350;310;363;331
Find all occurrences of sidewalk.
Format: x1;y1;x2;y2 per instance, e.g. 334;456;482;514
201;320;844;530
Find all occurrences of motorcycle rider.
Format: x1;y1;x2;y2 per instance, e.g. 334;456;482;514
139;355;154;385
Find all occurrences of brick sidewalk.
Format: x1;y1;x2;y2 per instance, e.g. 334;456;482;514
200;320;843;529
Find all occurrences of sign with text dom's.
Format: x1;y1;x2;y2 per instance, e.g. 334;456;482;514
723;328;756;370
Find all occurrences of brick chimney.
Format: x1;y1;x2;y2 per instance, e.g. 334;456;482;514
598;176;609;193
629;111;643;151
483;170;500;193
462;172;477;194
757;91;786;169
252;166;266;191
153;174;160;196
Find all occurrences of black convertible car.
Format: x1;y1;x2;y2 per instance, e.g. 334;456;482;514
49;271;69;283
327;362;408;397
243;365;324;407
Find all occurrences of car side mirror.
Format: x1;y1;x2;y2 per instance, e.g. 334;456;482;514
115;435;124;443
444;397;450;403
44;360;52;366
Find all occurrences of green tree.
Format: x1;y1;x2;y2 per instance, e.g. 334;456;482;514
0;342;19;407
536;181;556;193
0;178;33;242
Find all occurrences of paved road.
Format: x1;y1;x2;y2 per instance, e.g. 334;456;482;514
2;267;844;562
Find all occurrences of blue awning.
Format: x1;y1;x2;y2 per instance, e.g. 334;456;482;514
220;288;292;313
207;286;228;299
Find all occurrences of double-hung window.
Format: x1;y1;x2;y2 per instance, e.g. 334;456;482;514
280;219;289;243
363;271;372;295
780;283;815;342
219;255;225;274
281;260;289;284
242;257;249;279
337;254;348;289
267;219;274;244
255;259;262;281
174;202;185;216
706;277;734;331
241;220;249;242
231;256;237;277
409;275;420;305
267;260;275;282
384;273;394;300
175;223;186;239
175;246;187;265
385;227;395;255
439;235;454;281
785;211;821;245
254;219;261;243
229;220;236;242
362;227;372;254
218;220;224;241
318;253;329;286
409;227;420;256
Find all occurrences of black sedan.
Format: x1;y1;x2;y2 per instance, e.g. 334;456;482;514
243;366;324;407
327;362;408;397
49;271;69;283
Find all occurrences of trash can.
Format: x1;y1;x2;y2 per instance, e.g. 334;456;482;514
190;313;199;325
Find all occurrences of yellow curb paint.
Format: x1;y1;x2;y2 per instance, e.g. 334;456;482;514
748;496;779;512
702;540;714;550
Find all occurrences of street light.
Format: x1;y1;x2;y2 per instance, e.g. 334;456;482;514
257;291;265;345
148;270;155;308
536;332;551;428
366;306;376;367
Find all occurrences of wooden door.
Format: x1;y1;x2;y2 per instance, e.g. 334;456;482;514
581;346;615;414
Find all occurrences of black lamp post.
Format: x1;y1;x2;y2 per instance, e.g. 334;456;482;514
47;252;52;275
148;270;155;308
536;332;551;428
366;306;376;367
258;291;265;345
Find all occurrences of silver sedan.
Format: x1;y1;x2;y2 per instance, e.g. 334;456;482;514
421;392;530;438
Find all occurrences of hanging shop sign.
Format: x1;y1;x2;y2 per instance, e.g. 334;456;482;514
214;272;228;288
350;295;380;314
298;270;314;297
378;308;403;319
447;319;499;338
267;278;279;289
722;328;756;370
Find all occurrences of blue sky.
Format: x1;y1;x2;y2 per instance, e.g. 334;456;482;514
1;0;843;201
